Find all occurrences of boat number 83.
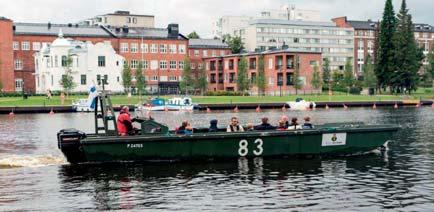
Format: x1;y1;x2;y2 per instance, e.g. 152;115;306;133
238;139;263;157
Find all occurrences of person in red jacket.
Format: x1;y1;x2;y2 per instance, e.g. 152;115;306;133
117;106;134;136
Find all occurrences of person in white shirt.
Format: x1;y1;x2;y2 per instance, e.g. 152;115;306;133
227;117;244;132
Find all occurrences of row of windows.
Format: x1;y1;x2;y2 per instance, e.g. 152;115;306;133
257;27;353;36
258;37;353;45
13;41;46;51
120;43;186;54
190;49;227;57
128;60;185;70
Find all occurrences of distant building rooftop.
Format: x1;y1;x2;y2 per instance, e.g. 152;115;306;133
250;19;338;28
189;39;229;49
348;19;434;32
105;10;154;18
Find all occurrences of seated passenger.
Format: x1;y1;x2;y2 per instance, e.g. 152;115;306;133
117;106;134;136
288;117;302;130
277;120;287;131
176;120;189;135
185;123;194;135
209;119;219;132
227;117;245;132
255;117;276;131
280;115;290;128
302;117;314;129
246;123;254;131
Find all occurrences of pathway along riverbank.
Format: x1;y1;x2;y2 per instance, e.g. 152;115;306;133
0;100;433;114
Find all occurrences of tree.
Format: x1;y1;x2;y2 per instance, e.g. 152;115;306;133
237;57;249;94
59;55;76;98
376;0;397;91
311;64;322;91
195;63;208;95
293;56;303;95
322;58;331;90
428;51;434;79
135;62;146;97
122;61;132;93
421;65;433;87
256;55;266;96
187;31;200;39
342;58;355;94
332;71;343;91
180;57;194;94
363;54;377;89
391;0;423;94
222;34;244;54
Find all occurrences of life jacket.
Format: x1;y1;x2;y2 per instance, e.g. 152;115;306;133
117;110;133;136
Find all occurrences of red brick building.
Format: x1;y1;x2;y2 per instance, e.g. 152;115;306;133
0;17;189;94
204;49;322;95
188;39;231;78
333;16;434;74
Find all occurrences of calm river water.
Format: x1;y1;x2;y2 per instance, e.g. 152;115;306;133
0;107;433;211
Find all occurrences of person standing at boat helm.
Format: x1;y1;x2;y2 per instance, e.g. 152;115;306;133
227;117;244;132
117;106;134;136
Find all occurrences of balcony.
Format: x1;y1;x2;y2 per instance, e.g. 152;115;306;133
210;66;216;71
218;79;224;84
275;64;283;70
249;64;257;70
218;65;224;71
286;64;294;69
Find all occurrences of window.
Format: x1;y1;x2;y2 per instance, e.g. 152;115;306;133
169;76;178;81
54;56;58;67
203;50;208;57
191;63;196;69
22;42;30;51
179;44;186;54
133;17;137;24
159;60;168;69
212;50;217;57
120;43;129;53
151;76;158;81
220;50;226;56
143;60;149;69
179;61;185;70
169;44;177;54
80;75;87;85
130;60;139;69
150;44;158;53
130;43;138;53
33;42;41;51
160;44;167;53
141;43;148;53
14;59;23;70
13;42;19;50
268;58;273;69
98;56;106;67
150;60;158;70
169;61;177;70
15;79;23;92
194;50;199;56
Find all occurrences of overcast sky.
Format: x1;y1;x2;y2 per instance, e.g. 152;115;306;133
1;0;432;37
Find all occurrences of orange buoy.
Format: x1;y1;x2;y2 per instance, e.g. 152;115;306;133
234;106;239;113
432;102;434;108
415;103;420;108
325;104;330;110
282;105;287;112
256;106;261;113
343;104;348;110
9;111;14;116
49;108;55;115
394;103;399;109
206;107;211;113
164;107;169;112
373;103;377;109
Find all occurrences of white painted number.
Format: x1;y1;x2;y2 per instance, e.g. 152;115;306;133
253;139;263;156
238;140;248;156
238;139;264;157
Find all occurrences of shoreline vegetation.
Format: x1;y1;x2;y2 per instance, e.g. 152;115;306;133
0;90;432;107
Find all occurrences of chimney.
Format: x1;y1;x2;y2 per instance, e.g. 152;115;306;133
68;23;72;27
48;22;51;29
12;25;16;31
167;23;179;38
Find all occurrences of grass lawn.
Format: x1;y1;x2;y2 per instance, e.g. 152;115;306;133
0;89;432;107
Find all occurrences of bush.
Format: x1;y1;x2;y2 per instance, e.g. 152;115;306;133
204;91;250;96
349;87;362;95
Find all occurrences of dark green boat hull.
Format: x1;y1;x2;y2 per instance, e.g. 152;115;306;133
59;125;399;164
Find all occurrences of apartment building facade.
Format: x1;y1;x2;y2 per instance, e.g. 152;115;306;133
333;16;434;74
244;19;354;72
188;39;231;78
0;17;189;94
204;49;322;95
80;10;155;28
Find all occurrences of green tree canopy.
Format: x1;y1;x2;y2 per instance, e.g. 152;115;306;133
59;55;76;98
293;56;303;94
311;64;322;90
222;34;244;54
237;57;249;93
363;54;377;89
187;31;200;39
122;61;132;93
256;55;267;96
322;58;331;89
135;62;146;97
195;63;208;95
342;58;355;94
180;57;194;94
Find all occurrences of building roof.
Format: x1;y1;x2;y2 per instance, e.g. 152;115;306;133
104;10;154;18
348;19;434;32
188;39;229;49
13;22;187;40
250;19;337;28
205;48;321;59
13;22;112;37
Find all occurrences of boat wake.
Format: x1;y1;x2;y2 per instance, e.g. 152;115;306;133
0;155;66;169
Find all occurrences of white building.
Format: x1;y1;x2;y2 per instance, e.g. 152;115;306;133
34;31;125;94
243;19;354;71
212;5;321;38
79;10;155;28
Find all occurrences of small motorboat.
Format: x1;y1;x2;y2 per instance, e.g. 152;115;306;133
57;92;400;164
287;98;316;110
72;99;94;112
135;97;196;113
